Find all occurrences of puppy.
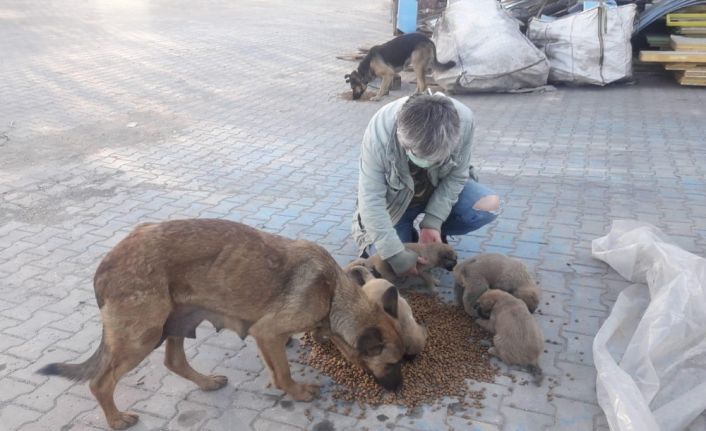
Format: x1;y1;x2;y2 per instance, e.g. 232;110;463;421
454;253;540;315
347;265;428;357
345;32;455;101
474;289;544;385
38;219;405;430
348;242;458;291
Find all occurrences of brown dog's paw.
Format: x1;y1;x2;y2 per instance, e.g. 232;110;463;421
287;382;320;401
108;412;139;430
200;375;228;391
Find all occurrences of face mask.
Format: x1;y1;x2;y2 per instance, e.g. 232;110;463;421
406;149;434;168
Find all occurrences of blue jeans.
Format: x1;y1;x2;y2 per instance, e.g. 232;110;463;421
394;181;498;242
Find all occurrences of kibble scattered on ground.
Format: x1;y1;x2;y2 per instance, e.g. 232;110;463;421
299;293;497;407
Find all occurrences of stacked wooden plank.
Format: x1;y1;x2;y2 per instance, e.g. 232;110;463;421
639;34;706;86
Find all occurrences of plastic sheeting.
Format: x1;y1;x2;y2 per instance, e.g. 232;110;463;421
432;0;549;92
501;0;580;23
592;221;706;431
635;0;706;33
528;4;636;85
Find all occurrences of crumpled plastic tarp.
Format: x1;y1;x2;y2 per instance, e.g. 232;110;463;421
528;4;636;85
432;0;549;92
592;220;706;431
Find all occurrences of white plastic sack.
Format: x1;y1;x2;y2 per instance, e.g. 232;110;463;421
592;220;706;431
528;4;637;85
432;0;549;92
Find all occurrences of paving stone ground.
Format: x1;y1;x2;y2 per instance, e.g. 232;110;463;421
1;1;705;430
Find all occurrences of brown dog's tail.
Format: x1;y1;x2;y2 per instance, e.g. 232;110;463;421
431;42;456;71
527;364;544;386
38;331;107;382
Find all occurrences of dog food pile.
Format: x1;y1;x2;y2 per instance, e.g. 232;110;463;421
299;293;497;407
338;91;375;101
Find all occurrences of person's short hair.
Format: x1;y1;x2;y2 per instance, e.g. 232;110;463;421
396;94;460;164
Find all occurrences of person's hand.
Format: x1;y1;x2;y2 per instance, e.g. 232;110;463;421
419;228;442;244
403;256;429;276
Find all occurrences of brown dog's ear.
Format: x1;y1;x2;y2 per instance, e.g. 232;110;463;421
381;285;399;319
345;73;351;83
348;265;375;287
356;327;384;356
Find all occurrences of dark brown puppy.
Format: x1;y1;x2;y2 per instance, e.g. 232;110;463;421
474;289;544;385
346;242;458;291
38;219;405;430
454;253;540;315
345;33;455;101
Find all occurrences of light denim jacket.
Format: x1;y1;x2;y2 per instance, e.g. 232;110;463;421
352;96;475;260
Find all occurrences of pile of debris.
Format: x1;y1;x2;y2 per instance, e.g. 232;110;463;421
640;33;706;85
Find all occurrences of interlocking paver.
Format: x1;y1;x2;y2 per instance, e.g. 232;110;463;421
0;0;704;429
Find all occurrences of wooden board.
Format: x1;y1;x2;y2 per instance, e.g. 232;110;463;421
675;70;706;79
671;35;706;51
667;13;706;27
684;70;706;77
640;50;706;63
664;62;706;70
678;75;706;86
676;27;706;35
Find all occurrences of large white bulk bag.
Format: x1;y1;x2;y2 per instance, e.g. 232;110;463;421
432;0;550;92
528;4;637;85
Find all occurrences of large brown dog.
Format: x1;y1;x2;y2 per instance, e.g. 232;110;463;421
474;289;544;385
454;253;540;315
38;219;405;429
346;242;457;291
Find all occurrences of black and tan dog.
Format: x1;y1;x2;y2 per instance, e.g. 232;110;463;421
345;33;455;101
38;219;406;430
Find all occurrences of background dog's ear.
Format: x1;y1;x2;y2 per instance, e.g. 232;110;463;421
356;327;384;356
381;285;399;319
348;265;374;287
345;73;351;83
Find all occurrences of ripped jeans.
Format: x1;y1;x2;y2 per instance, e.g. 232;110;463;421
394;180;499;242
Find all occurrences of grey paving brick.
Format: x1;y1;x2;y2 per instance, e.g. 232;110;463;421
76;407;169;431
13;377;80;413
165;400;223;431
0;353;32;380
500;406;555;431
548;398;603;431
551;362;598;404
0;377;37;403
202;408;260;431
3;310;66;338
252;417;304;431
6;327;74;361
0;404;44;431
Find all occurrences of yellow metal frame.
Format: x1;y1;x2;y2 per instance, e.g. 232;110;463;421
666;13;706;27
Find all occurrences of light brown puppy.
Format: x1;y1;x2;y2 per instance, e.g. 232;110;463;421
38;219;405;430
347;242;458;291
454;253;540;315
347;265;428;356
474;289;544;385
